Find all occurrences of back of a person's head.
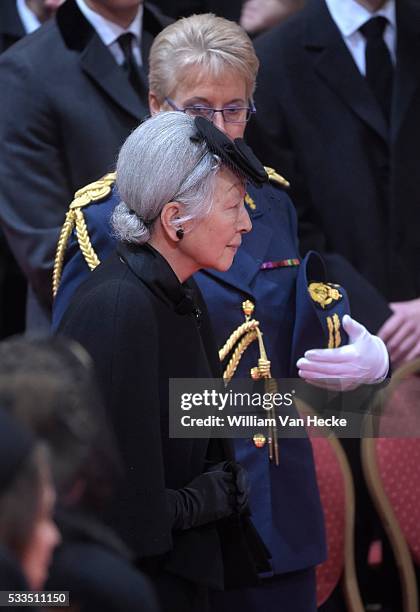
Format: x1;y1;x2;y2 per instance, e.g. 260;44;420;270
0;408;59;590
0;336;120;510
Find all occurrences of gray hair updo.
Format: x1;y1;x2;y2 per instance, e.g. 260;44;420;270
112;111;221;245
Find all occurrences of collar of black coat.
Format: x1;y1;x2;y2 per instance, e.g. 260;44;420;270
55;506;134;561
56;0;171;52
0;0;25;39
117;242;200;317
54;0;171;121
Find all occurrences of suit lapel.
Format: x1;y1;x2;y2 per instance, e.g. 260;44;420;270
56;0;147;122
304;0;388;142
391;0;420;141
202;202;273;297
80;35;147;121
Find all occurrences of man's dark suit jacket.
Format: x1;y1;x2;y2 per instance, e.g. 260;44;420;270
0;1;28;338
0;0;171;321
248;0;420;313
0;0;25;52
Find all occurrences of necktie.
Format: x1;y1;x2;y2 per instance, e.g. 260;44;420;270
360;17;394;122
117;32;146;103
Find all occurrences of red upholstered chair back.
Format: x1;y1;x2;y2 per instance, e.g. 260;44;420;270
297;400;364;612
312;436;345;606
376;438;420;565
361;359;420;612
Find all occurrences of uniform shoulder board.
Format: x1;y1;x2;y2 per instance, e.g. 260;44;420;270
53;172;116;298
70;172;116;209
264;166;290;189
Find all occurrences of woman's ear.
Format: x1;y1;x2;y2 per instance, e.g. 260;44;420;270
160;202;184;242
149;92;163;116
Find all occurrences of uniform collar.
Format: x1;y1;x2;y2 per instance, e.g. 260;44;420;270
117;242;200;316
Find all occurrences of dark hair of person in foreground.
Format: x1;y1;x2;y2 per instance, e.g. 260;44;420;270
0;335;159;612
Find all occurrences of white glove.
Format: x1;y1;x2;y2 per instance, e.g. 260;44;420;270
296;314;390;391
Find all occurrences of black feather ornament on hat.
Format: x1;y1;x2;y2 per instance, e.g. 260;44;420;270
191;116;268;187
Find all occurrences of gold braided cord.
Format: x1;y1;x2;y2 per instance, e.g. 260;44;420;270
219;319;260;362
333;313;342;348
219;306;280;464
52;210;76;298
327;316;335;349
52;172;116;299
222;330;258;384
255;327;268;361
74;209;100;271
265;376;278;394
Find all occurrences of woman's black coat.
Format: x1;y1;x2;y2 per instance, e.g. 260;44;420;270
58;243;263;589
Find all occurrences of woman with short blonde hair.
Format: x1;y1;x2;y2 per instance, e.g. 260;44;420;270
149;13;259;102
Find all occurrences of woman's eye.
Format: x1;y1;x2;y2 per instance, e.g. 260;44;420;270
224;108;243;118
185;107;213;119
228;200;242;210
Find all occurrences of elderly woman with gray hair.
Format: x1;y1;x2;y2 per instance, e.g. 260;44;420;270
52;13;391;612
58;110;271;611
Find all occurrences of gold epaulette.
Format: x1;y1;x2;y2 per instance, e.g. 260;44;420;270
264;166;290;189
52;172;116;298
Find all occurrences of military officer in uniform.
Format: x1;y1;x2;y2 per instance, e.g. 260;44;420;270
52;14;389;611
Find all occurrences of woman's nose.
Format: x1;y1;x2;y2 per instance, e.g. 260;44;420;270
212;111;227;134
239;203;252;234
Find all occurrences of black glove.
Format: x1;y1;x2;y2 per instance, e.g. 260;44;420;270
207;460;251;514
166;465;236;531
229;461;251;513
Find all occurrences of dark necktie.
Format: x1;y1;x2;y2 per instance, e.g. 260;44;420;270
117;32;147;103
360;16;394;122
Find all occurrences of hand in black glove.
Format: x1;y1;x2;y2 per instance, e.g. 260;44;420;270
166;465;236;531
208;461;251;513
228;461;251;513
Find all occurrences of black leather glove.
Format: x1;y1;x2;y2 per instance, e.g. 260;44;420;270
229;461;251;513
166;465;236;531
208;461;251;513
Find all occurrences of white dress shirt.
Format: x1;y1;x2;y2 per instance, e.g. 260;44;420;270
324;0;396;75
75;0;144;66
16;0;41;34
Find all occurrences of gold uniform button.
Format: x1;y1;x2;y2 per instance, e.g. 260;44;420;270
253;433;266;448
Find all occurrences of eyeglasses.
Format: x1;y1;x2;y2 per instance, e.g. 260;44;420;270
165;97;256;124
